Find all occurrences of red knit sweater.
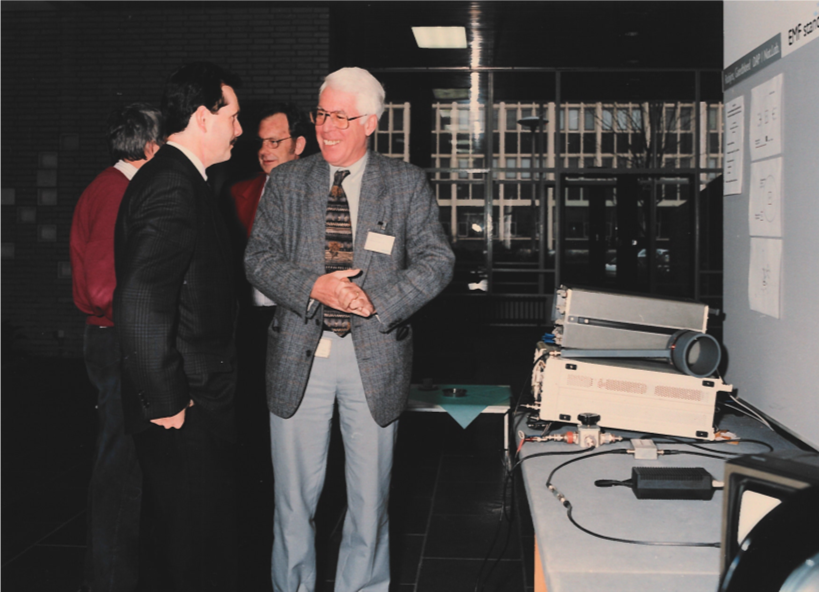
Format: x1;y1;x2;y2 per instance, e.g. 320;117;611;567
70;166;129;326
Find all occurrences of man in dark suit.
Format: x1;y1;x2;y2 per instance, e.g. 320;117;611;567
113;62;243;591
245;67;454;592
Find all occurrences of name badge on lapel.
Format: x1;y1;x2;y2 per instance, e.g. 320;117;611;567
364;230;395;255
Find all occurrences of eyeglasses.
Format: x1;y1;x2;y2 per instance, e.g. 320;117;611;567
258;136;292;149
310;109;369;130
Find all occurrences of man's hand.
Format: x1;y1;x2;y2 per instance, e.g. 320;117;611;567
150;400;194;430
311;269;375;317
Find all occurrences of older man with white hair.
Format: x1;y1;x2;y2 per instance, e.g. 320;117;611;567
245;67;454;592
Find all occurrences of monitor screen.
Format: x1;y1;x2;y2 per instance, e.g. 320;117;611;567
720;450;819;591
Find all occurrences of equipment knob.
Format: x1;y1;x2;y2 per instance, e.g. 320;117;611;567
578;412;600;426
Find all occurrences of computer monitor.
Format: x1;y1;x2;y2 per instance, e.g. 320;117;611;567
719;450;819;592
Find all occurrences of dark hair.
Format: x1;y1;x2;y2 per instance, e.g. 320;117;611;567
107;103;163;162
161;62;242;136
257;102;310;141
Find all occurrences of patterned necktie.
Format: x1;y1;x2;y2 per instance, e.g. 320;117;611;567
324;169;353;337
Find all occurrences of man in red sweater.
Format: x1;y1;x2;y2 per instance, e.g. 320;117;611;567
231;103;308;238
70;103;163;592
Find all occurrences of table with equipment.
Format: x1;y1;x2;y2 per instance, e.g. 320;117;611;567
516;412;798;592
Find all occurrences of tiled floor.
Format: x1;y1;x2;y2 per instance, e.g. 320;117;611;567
2;325;539;592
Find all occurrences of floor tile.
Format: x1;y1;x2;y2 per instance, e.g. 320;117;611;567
3;488;86;525
1;545;85;592
438;454;509;483
391;494;433;536
2;352;535;592
391;533;423;584
39;512;87;546
416;557;525;592
424;512;521;559
1;521;64;564
433;480;505;515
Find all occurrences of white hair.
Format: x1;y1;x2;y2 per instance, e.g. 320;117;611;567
319;67;385;124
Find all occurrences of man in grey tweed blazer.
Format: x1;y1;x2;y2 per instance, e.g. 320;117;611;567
244;67;454;592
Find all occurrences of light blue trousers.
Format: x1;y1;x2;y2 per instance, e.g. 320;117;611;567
269;331;397;592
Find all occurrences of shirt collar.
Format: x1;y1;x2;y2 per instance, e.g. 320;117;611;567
113;160;139;181
329;151;368;179
166;141;208;180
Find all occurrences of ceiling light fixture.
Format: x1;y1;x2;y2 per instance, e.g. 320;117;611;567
412;26;467;49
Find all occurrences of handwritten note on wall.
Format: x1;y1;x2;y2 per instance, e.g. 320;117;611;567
749;157;783;237
749;237;782;319
750;73;783;161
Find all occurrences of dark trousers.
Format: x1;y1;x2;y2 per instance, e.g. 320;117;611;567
133;405;238;592
83;324;142;592
235;305;276;446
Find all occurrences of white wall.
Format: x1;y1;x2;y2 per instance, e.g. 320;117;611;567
723;1;819;448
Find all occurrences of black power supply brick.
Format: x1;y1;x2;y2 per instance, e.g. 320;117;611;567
631;467;715;500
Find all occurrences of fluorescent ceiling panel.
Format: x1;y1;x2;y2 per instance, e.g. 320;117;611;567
412;26;467;49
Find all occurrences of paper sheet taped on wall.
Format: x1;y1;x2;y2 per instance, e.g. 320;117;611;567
749;237;782;319
750;73;783;161
724;96;745;196
749;157;783;237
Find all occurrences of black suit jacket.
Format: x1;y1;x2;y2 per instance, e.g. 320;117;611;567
113;145;237;440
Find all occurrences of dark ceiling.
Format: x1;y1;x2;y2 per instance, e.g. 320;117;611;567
14;1;724;72
14;0;725;102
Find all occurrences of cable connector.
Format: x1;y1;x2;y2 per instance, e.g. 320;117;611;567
547;483;571;508
628;439;660;460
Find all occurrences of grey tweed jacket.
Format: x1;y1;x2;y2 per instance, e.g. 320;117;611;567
244;151;455;426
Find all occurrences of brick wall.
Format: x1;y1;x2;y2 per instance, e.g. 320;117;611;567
1;3;330;358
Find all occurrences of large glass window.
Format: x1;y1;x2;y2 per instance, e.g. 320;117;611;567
371;69;723;307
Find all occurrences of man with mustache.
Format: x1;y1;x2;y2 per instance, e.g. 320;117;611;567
114;61;243;591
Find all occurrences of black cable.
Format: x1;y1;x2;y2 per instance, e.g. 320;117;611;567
545;447;628;487
565;505;720;548
546;447;721;548
474;444;521;592
476;350;542;592
512;445;596;473
650;435;774;454
479;352;551;591
661;449;736;461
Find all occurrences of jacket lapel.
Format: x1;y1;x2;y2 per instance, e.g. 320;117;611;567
353;152;385;277
164;146;233;276
307;158;331;273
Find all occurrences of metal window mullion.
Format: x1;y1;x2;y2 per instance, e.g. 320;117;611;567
693;70;702;300
403;101;410;162
554;71;563;291
538;100;547;294
486;72;494;292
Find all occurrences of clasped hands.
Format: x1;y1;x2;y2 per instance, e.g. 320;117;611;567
150;270;372;431
311;268;375;317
